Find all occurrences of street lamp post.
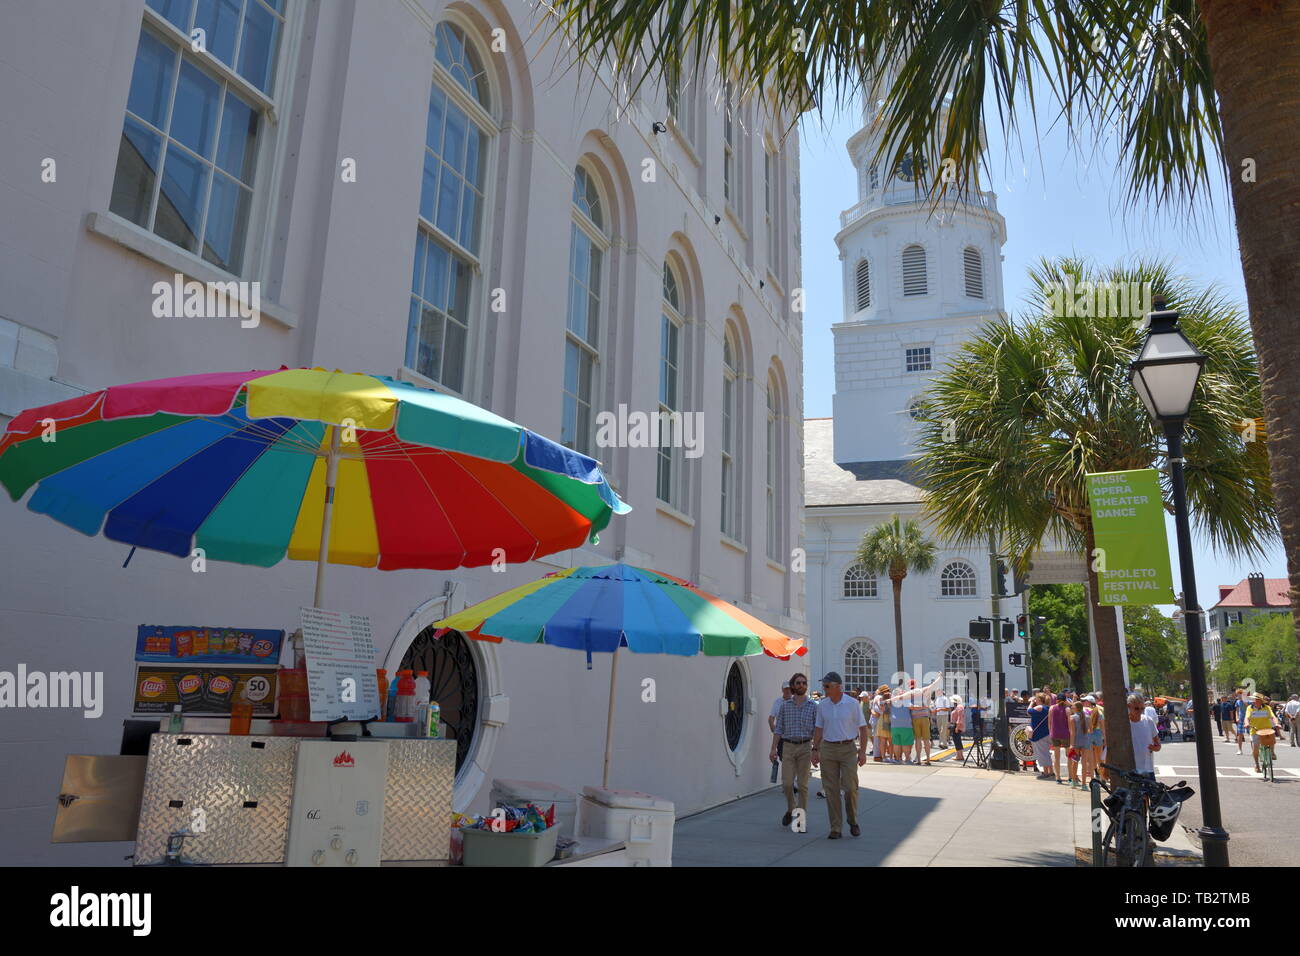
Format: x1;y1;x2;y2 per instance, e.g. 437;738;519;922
1129;300;1230;868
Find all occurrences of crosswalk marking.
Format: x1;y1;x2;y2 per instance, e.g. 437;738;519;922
1155;765;1300;779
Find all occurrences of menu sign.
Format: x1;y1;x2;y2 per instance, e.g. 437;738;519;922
1086;469;1176;606
134;666;277;716
136;625;283;665
299;607;380;722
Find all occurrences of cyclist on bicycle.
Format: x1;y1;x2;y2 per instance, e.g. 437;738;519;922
1246;692;1282;773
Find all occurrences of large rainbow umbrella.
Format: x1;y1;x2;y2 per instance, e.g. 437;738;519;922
434;563;806;785
0;368;630;604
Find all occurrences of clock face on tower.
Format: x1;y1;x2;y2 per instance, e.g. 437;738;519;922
895;153;927;183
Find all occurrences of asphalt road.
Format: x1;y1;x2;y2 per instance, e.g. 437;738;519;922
1152;737;1298;867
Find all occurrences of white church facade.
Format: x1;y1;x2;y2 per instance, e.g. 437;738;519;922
804;98;1025;698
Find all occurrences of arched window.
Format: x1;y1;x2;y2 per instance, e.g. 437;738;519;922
963;246;984;298
943;641;980;698
658;260;685;508
902;244;927;296
844;640;880;693
940;560;978;597
855;259;871;311
723;661;745;751
721;327;740;538
765;374;781;561
843;564;878;598
407;20;493;394
562;164;607;456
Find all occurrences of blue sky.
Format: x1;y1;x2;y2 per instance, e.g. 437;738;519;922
796;99;1289;614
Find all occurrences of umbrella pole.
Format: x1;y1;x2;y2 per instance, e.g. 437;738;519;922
602;646;619;789
312;425;341;609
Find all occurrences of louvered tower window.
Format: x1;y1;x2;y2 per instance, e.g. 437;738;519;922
855;259;871;311
963;246;984;298
902;244;927;296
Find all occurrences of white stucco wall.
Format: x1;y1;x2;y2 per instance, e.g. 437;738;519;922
0;0;806;863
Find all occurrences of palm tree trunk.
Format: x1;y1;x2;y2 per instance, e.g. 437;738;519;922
1199;0;1300;651
892;576;905;676
1085;523;1136;771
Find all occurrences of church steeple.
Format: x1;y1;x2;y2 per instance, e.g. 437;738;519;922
830;99;1008;465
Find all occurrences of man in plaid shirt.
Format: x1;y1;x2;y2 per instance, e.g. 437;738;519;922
769;673;817;828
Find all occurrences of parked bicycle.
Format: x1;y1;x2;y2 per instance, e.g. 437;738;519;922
1095;763;1195;867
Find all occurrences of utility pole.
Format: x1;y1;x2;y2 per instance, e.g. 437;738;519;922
988;530;1011;769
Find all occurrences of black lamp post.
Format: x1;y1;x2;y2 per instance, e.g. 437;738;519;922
1129;299;1230;868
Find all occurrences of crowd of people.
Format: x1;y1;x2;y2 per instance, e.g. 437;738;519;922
1212;689;1296;772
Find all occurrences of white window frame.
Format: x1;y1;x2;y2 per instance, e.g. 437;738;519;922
657;261;686;509
120;1;295;280
940;561;978;598
844;639;880;692
562;164;609;457
902;243;928;296
765;376;780;562
905;346;932;373
721;328;740;540
963;245;985;298
404;17;500;400
842;564;879;599
855;259;871;312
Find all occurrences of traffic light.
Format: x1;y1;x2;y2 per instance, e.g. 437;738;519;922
1032;615;1046;638
1008;652;1024;666
996;560;1008;596
1016;613;1027;639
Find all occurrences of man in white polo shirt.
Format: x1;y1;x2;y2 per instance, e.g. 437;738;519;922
811;671;868;839
1285;695;1300;747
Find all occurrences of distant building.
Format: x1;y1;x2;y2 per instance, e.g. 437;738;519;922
1203;573;1291;688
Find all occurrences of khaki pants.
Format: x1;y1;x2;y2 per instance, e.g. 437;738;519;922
934;710;951;746
781;740;812;812
819;739;860;834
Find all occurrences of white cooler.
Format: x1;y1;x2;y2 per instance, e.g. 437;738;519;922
489;778;577;841
578;786;675;866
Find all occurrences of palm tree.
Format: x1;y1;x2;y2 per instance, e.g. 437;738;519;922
912;257;1277;769
856;515;938;675
551;0;1300;661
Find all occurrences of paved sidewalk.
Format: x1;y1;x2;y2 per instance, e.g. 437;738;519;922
673;761;1198;866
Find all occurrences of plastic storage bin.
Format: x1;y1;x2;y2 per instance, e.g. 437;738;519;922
461;825;558;867
578;786;675;867
489;779;578;840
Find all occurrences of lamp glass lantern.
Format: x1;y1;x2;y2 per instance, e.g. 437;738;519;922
1129;309;1207;423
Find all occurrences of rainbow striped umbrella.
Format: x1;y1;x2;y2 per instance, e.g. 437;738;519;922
0;368;629;603
435;563;806;784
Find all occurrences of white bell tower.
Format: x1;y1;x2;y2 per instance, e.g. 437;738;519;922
830;94;1008;466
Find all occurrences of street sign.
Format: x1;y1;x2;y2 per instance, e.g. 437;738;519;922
1023;551;1089;584
1086;469;1176;606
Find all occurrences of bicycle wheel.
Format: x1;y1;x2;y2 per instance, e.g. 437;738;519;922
1262;746;1274;782
1116;809;1146;867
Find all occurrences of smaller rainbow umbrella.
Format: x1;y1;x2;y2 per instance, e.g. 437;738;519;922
434;563;806;785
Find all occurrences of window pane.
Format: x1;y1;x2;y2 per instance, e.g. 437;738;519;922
147;0;192;32
419;152;438;222
237;0;280;93
405;298;421;369
110;118;163;226
443;316;466;393
465;125;483;187
447;255;470;322
435;163;460;239
423;239;449;310
126;30;176;129
458;184;478;251
154;145;209;251
201;173;251;272
564;341;579;394
417;306;444;380
411;231;425;296
443;106;467;176
426;87;445;158
171;60;221;159
193;0;240;68
215;92;258;183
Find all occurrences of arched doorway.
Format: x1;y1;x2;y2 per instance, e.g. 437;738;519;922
398;627;480;773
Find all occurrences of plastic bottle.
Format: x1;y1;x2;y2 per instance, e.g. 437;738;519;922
394;670;416;722
414;671;430;705
428;700;441;738
413;671;431;735
229;689;252;735
168;704;183;733
376;669;389;721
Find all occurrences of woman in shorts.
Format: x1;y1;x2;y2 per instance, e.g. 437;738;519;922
890;688;914;762
875;690;893;762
